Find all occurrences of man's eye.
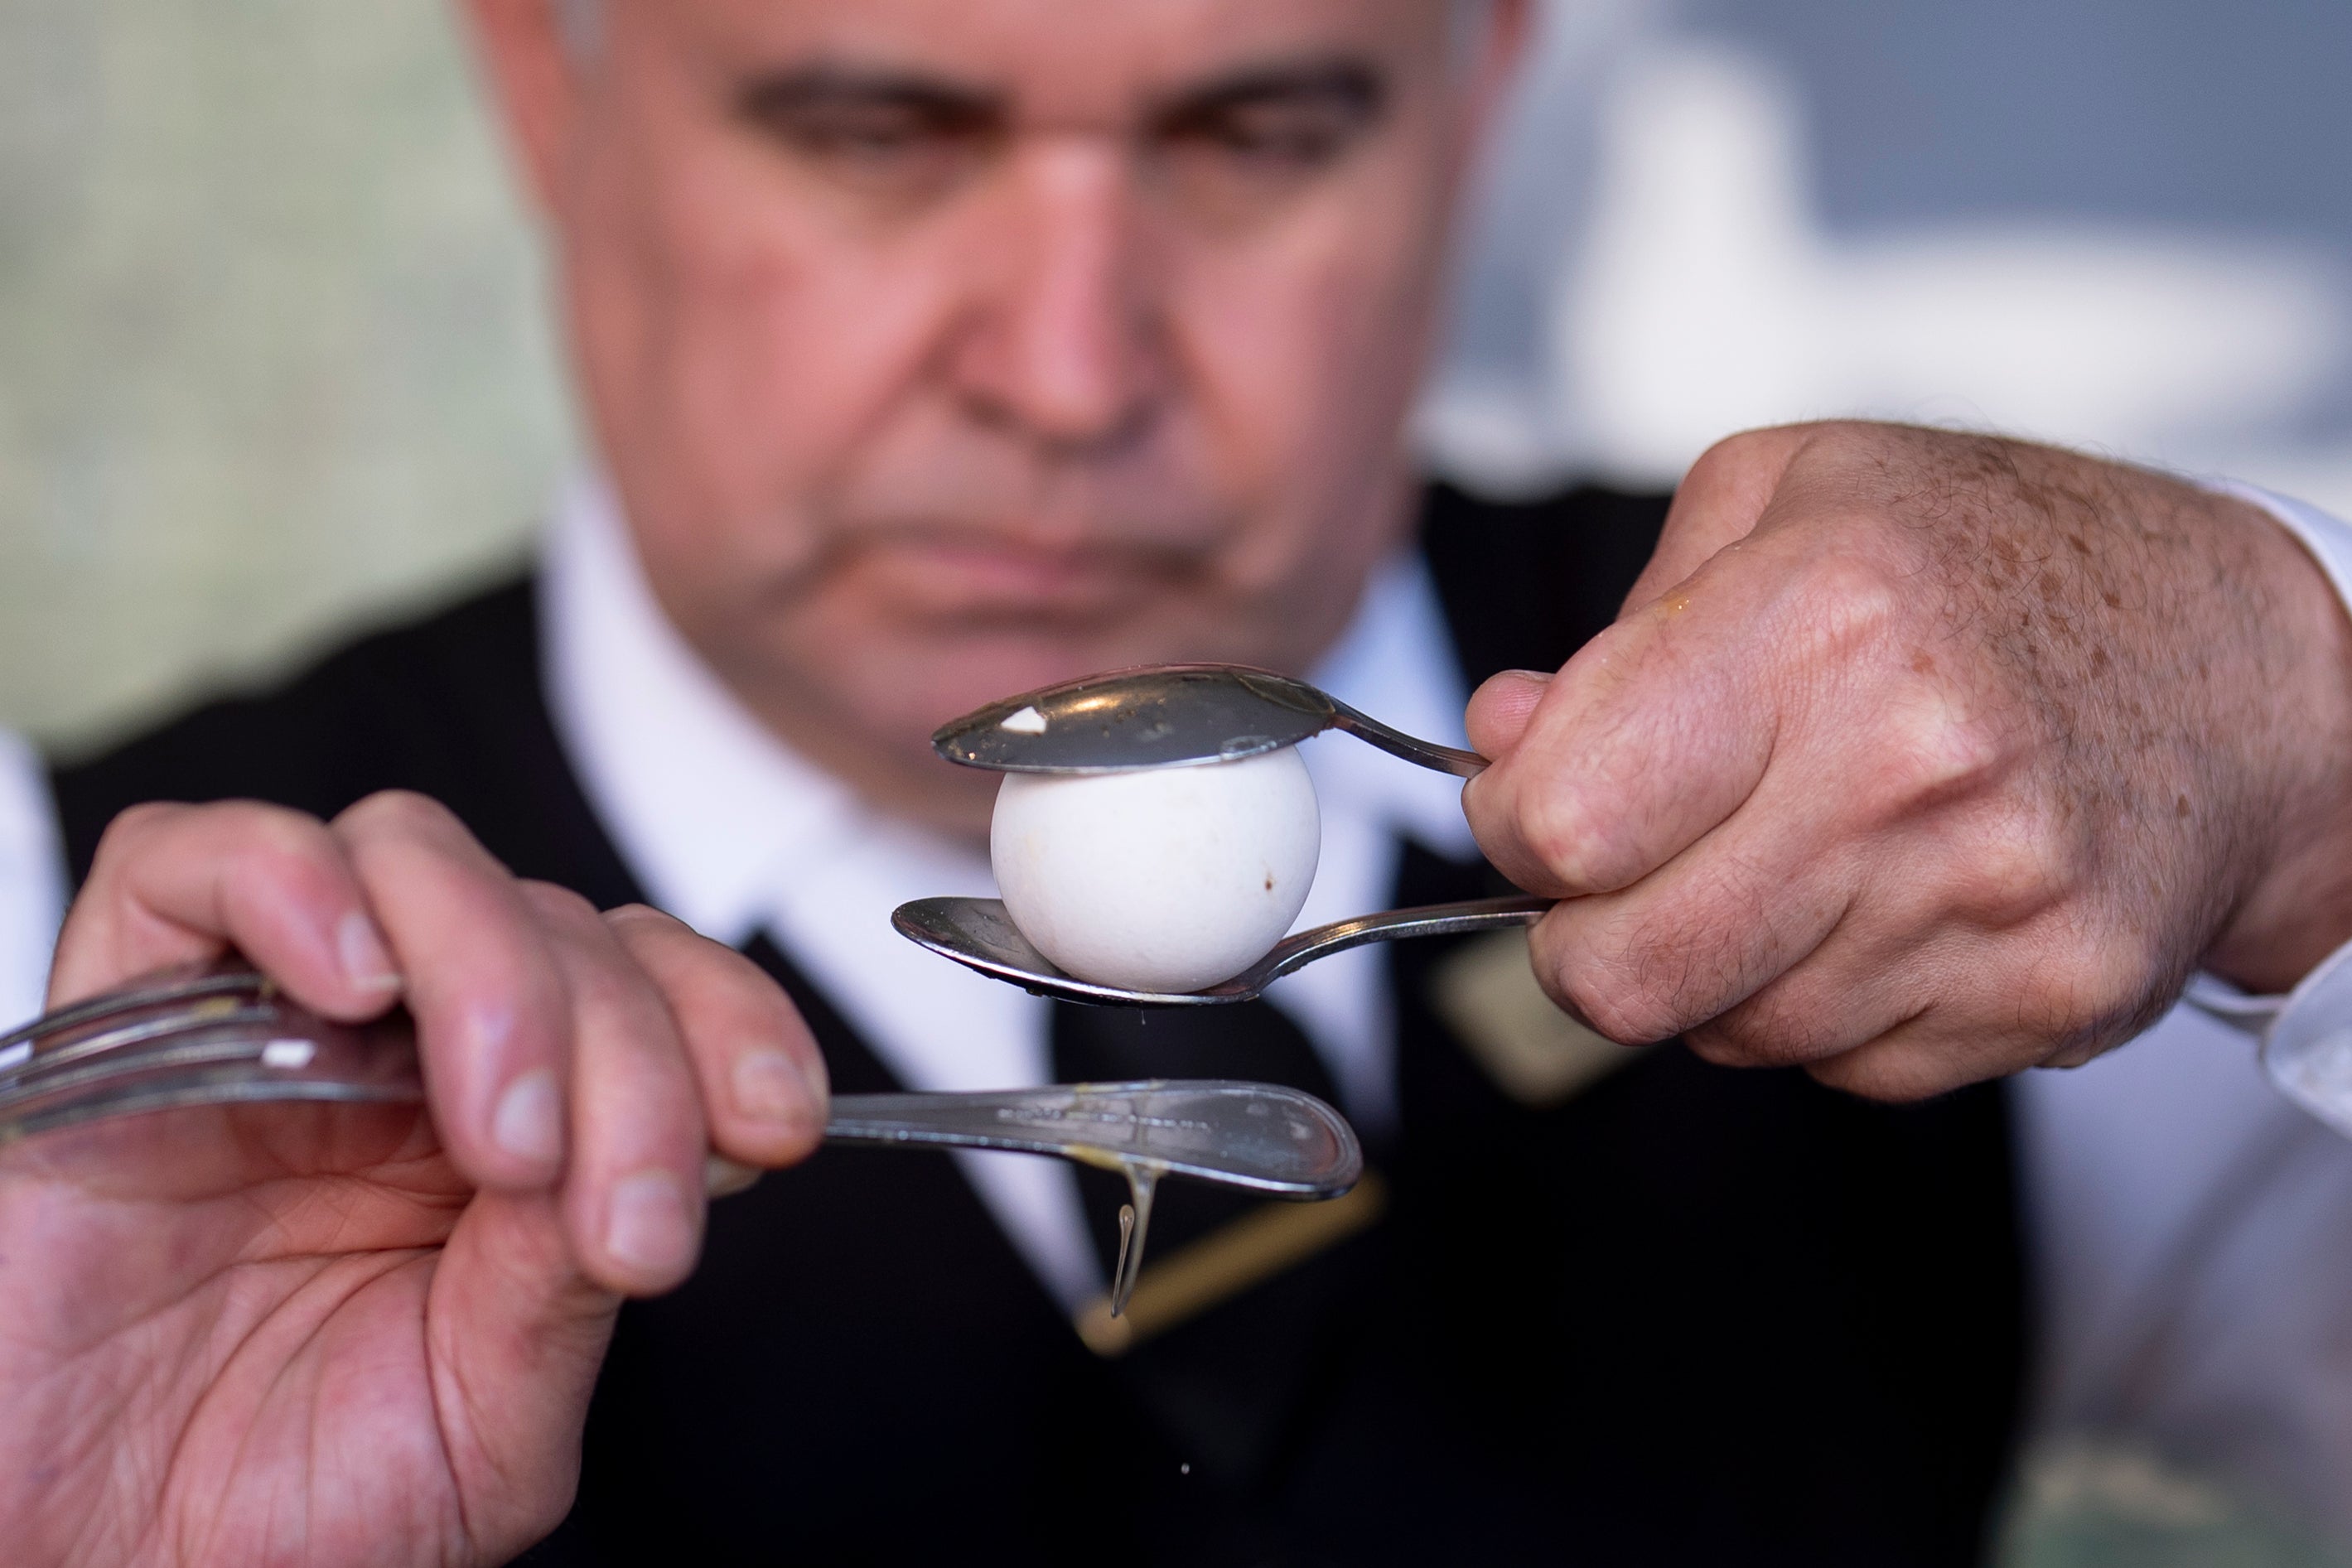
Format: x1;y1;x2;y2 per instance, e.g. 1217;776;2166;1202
1148;89;1380;229
1176;102;1366;170
741;96;1000;200
757;105;960;157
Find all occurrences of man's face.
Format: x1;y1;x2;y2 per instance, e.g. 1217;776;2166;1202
471;0;1519;827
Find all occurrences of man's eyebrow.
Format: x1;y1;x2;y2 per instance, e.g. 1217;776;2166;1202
1148;55;1388;135
737;65;1007;131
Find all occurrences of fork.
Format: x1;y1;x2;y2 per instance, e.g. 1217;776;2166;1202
0;965;1363;1199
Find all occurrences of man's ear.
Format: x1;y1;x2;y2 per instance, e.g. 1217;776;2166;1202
456;0;586;219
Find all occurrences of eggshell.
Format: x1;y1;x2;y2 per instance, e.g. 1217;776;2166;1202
990;748;1321;993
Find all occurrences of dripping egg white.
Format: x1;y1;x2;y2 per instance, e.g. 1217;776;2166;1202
989;748;1320;993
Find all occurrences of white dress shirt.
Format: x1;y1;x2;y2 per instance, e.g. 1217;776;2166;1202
8;475;2352;1522
540;476;1479;1308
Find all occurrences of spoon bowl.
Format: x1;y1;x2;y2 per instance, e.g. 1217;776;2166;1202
931;663;1486;778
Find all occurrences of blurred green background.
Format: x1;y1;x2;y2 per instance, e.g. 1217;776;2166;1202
0;0;573;749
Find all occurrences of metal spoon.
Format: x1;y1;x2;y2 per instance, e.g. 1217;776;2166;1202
893;892;1552;1006
0;968;1360;1198
931;663;1486;777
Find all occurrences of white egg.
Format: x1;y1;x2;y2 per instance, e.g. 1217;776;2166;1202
990;747;1321;993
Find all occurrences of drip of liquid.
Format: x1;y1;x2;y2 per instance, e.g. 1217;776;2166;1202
1108;1163;1160;1318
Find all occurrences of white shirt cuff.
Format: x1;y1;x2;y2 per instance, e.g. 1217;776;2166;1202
0;730;65;1032
2189;480;2352;1133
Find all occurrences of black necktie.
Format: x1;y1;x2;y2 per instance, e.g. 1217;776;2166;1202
1049;996;1372;1487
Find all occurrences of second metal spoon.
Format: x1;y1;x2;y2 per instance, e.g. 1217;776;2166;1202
893;892;1552;1006
930;663;1486;777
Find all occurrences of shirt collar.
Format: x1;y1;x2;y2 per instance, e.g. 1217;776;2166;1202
540;472;1476;952
539;475;872;948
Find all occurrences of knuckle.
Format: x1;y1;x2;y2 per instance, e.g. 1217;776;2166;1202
519;879;602;932
1556;962;1683;1047
604;903;693;945
197;803;345;895
1868;692;2006;809
1787;549;1910;664
1944;807;2078;928
1695;988;1833;1069
2014;935;2161;1050
1515;784;1634;893
1804;1048;1946;1103
1691;424;1790;483
95;799;187;854
234;799;337;856
337;788;463;846
1681;434;1751;494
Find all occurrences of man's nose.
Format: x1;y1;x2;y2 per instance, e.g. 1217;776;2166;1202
949;139;1162;449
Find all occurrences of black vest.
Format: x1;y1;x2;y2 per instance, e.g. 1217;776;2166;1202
51;485;2026;1567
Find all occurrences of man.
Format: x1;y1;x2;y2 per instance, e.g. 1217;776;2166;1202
7;0;2352;1562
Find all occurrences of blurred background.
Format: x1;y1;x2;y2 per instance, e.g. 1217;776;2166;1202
4;1;2350;1560
4;0;2350;755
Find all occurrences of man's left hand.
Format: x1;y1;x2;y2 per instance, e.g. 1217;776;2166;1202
1462;421;2352;1099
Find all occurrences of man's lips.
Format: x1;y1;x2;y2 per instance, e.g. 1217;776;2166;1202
836;531;1210;617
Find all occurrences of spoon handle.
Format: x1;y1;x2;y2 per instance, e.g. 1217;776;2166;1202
1258;893;1553;983
1326;698;1488;778
826;1080;1360;1197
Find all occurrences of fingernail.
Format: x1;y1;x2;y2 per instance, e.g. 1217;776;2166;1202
731;1049;810;1124
606;1169;694;1273
1500;669;1553;685
336;911;401;993
704;1154;762;1198
491;1069;563;1165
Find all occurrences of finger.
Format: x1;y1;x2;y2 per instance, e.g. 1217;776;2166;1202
332;791;574;1191
604;905;828;1171
519;884;711;1295
421;1185;623;1554
1801;1023;2025;1103
1800;1001;2092;1102
1461;548;1783;899
52;800;401;1017
1619;424;1810;613
1524;804;1852;1047
1510;707;2007;1047
1680;918;1953;1074
1464;669;1552;763
1799;915;2171;1100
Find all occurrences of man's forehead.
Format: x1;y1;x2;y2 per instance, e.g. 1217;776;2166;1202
626;0;1455;109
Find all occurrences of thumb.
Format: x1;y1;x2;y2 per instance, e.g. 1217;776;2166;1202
1466;669;1553;761
1620;426;1810;614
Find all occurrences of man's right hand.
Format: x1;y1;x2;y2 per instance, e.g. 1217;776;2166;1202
0;792;828;1568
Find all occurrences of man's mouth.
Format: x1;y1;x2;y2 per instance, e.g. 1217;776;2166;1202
832;527;1215;620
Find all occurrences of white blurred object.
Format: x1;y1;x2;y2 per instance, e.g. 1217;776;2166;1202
1561;41;2345;475
1426;27;2352;518
0;732;63;1033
